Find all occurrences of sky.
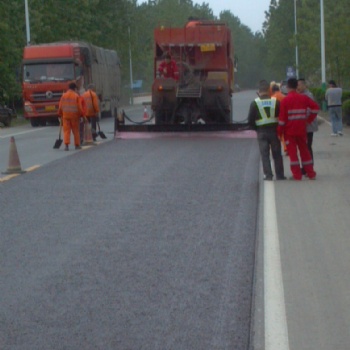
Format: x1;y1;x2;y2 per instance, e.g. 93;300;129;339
196;0;271;33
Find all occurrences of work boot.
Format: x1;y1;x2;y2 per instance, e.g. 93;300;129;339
65;145;69;151
75;145;82;150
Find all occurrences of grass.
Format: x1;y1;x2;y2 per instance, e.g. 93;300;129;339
11;116;30;127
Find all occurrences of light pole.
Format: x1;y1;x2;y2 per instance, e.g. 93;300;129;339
128;26;134;105
294;0;299;79
24;0;31;45
320;0;326;87
320;0;327;110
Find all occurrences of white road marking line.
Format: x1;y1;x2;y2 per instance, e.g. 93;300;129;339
0;127;46;139
264;181;290;350
317;114;331;126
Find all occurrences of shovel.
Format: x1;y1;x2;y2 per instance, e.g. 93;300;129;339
97;121;107;139
53;124;63;149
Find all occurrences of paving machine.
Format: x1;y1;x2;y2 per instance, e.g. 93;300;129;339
152;20;234;126
115;20;247;133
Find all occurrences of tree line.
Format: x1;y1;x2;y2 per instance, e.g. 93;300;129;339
0;0;349;106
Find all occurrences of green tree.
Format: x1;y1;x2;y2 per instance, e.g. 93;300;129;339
0;1;24;105
263;0;295;81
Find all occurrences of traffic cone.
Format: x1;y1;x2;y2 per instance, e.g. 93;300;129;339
143;106;149;120
83;120;96;146
2;136;26;174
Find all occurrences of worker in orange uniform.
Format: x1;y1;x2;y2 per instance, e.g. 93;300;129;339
58;82;84;151
278;78;319;180
269;81;277;97
157;52;179;81
271;84;288;155
82;84;100;140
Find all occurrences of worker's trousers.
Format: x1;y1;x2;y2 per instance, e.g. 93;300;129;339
257;128;285;179
285;134;316;180
63;117;80;146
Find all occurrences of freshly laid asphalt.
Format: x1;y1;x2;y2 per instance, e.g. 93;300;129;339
0;134;260;349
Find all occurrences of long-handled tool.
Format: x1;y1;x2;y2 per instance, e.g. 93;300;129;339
97;120;107;139
53;123;63;149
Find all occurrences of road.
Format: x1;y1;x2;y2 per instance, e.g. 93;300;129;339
1;91;350;350
0;92;258;349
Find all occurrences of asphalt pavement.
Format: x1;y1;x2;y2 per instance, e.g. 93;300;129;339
0;130;260;349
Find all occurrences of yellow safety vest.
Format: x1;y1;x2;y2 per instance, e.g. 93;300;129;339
254;97;277;126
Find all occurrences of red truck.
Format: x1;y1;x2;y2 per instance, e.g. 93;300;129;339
152;20;235;125
22;41;121;127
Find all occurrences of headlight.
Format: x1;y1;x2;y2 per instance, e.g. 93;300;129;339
24;103;34;112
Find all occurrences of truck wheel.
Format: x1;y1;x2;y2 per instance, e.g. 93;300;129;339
155;111;164;124
30;119;40;127
3;114;12;127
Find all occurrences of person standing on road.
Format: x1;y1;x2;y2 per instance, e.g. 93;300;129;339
157;52;179;81
82;84;100;140
271;84;286;102
58;82;84;151
297;78;319;174
271;84;288;155
248;80;286;181
325;80;343;136
278;78;319;180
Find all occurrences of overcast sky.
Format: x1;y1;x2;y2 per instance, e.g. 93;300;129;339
196;0;271;33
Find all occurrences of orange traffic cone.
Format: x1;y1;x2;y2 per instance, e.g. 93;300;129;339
143;106;149;120
2;136;26;174
83;120;96;146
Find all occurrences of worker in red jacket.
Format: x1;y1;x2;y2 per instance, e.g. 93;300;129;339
278;78;319;180
158;52;179;81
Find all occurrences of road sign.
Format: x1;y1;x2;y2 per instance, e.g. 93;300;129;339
286;66;296;78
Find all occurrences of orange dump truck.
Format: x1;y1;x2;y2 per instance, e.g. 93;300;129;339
22;42;121;126
152;20;235;125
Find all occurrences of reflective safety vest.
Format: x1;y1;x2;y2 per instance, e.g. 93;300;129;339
254;97;277;126
58;89;83;119
82;90;100;117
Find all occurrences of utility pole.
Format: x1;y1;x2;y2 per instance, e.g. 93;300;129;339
24;0;31;45
294;0;299;79
128;26;134;105
320;0;326;110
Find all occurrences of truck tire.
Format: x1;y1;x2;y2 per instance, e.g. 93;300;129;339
155;111;164;125
3;114;12;127
30;118;40;127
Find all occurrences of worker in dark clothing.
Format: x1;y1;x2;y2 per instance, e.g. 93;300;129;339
248;80;286;181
